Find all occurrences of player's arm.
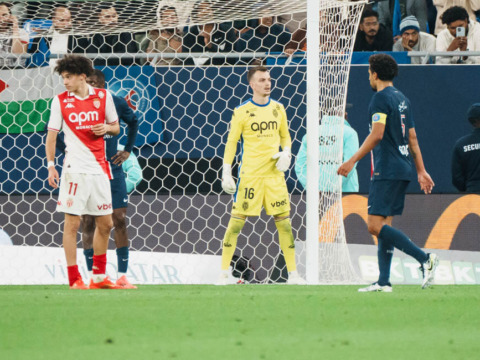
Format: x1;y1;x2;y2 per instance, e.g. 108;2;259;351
91;91;120;136
338;121;385;177
222;109;243;194
294;135;307;189
122;153;143;193
451;144;466;192
112;97;139;165
408;127;434;194
45;97;62;189
273;105;292;172
46;130;60;189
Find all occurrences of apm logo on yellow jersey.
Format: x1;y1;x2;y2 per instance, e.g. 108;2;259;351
250;121;278;134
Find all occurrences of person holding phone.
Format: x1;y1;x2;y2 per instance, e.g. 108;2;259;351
0;2;28;68
436;5;480;64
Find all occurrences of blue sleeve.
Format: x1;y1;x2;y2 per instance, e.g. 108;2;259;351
369;93;390;117
114;96;139;153
294;135;307;189
122;153;143;193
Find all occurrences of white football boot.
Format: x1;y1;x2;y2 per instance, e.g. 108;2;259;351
358;283;393;293
421;253;439;289
287;270;307;285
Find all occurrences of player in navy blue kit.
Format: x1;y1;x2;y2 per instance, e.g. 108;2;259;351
338;54;438;292
82;70;139;289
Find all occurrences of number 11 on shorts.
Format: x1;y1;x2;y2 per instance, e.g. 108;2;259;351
68;182;78;196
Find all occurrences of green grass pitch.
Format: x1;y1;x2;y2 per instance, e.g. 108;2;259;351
1;285;479;360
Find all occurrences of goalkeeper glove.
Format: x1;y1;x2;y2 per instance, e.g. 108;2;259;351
221;163;237;194
272;147;291;172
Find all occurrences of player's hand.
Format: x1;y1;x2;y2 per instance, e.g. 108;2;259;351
337;159;355;177
221;164;236;194
112;150;130;165
401;37;413;51
48;166;59;189
272;147;291;172
418;170;434;194
91;123;107;136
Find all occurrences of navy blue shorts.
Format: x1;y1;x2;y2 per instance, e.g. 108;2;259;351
110;173;128;210
368;180;410;217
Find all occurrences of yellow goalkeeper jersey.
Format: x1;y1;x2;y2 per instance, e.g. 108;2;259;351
224;98;292;178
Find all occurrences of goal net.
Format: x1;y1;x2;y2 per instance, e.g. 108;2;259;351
0;0;365;284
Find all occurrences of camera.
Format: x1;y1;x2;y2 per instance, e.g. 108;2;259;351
456;26;466;37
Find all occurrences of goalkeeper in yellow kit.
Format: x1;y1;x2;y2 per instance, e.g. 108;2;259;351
217;66;305;285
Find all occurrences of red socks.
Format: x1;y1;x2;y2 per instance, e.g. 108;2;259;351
67;265;81;286
92;253;107;275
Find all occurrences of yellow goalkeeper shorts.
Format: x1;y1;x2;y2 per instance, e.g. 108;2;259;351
232;176;290;216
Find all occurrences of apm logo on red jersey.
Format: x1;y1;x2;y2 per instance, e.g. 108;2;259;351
68;111;99;126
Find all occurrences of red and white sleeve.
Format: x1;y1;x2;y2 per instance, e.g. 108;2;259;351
47;96;63;132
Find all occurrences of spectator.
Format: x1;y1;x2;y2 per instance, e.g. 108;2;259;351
378;0;428;36
183;0;236;65
28;5;89;67
393;15;436;63
89;4;138;66
452;103;480;192
235;16;291;64
436;5;480;64
284;25;306;55
354;8;394;51
283;11;324;56
433;0;480;35
0;2;29;68
146;5;190;66
277;12;306;33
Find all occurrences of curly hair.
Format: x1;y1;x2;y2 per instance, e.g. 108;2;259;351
369;54;398;81
54;55;94;77
441;6;469;25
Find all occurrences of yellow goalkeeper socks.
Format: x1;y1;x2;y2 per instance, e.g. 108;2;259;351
275;216;296;272
221;216;246;270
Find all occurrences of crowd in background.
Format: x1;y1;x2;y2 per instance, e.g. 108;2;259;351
1;0;480;67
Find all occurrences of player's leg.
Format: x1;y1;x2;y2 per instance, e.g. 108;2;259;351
63;213;87;288
364;180;437;290
266;177;305;284
113;207;136;288
109;175;136;288
217;177;260;285
367;215;394;287
56;173;90;289
85;174;118;289
81;215;95;278
220;214;247;271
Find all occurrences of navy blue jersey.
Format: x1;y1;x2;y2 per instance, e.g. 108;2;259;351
368;86;414;181
105;95;139;178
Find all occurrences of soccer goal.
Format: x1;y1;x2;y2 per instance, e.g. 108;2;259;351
0;0;365;285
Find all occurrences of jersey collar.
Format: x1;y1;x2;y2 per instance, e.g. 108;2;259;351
250;98;271;107
68;84;97;100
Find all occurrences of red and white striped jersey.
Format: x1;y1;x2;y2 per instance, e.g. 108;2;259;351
47;85;119;179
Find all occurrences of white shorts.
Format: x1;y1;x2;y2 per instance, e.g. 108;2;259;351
57;173;113;216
